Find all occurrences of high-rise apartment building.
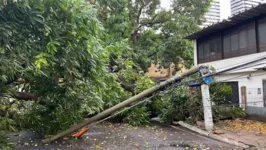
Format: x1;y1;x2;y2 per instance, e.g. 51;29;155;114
202;0;221;28
231;0;266;16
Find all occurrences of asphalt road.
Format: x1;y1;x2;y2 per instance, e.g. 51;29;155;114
8;121;242;150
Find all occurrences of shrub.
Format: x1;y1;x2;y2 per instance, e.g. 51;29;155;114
126;108;150;126
230;107;247;119
0;134;13;150
154;79;233;124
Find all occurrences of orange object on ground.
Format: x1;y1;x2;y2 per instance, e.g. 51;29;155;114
72;127;89;138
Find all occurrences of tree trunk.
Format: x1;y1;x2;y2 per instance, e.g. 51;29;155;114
15;92;38;100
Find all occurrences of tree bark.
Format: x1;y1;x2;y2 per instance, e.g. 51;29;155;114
0;109;8;117
42;65;201;144
120;82;135;93
15;92;38;100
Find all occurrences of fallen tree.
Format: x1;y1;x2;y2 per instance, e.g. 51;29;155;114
42;65;201;143
0;0;130;135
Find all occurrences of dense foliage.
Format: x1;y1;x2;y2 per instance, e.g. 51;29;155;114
96;0;212;70
154;79;246;124
0;0;130;134
0;0;220;142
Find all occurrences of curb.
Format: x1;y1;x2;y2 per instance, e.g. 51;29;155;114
173;121;250;149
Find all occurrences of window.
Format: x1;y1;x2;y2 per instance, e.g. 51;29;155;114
216;38;221;53
258;18;266;51
197;33;222;63
196;19;265;63
231;34;238;51
258;23;266;43
210;38;221;56
204;43;210;57
198;44;204;59
223;22;256;58
248;27;256;48
210;41;215;56
223;36;230;52
239;29;247;49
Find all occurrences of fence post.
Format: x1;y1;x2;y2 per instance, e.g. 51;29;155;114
201;84;213;131
241;86;247;110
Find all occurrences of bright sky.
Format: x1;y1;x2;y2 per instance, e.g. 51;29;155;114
160;0;231;20
220;0;231;20
160;0;171;10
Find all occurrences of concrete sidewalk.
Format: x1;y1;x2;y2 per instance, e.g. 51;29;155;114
178;120;266;149
220;130;266;149
215;119;266;149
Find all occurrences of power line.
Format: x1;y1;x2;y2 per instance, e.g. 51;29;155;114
212;55;266;76
88;55;266;126
219;72;266;82
92;81;183;125
214;54;266;71
176;55;266;86
222;62;266;73
92;96;153;125
217;73;251;82
185;101;265;113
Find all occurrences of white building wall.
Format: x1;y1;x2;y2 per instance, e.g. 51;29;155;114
194;40;198;65
216;71;265;107
193;44;266;107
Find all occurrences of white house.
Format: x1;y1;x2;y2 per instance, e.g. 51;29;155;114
186;3;266;119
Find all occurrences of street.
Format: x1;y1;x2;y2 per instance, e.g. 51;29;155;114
11;121;241;150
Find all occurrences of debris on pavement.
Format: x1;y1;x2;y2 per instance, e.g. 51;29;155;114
9;121;240;150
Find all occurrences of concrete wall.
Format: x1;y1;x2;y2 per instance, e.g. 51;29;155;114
215;71;266;107
146;63;187;78
246;106;266;122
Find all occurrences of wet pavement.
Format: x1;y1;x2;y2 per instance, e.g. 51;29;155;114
7;121;241;150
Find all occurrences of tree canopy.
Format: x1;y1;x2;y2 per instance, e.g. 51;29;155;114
0;0;212;135
97;0;211;70
0;0;130;133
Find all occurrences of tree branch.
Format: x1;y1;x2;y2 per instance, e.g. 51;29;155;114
136;5;144;25
120;82;135;93
131;5;145;44
15;92;38;101
0;109;8;117
0;76;20;87
140;15;170;28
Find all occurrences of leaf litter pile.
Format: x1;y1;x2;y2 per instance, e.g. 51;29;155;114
217;119;266;135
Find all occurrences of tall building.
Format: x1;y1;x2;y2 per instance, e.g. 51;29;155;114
202;0;221;28
231;0;266;16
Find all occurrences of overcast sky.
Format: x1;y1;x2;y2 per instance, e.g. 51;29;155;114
160;0;231;20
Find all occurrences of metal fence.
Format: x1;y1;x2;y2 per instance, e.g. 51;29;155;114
246;88;264;107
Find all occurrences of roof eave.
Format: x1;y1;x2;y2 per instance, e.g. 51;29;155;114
184;3;266;40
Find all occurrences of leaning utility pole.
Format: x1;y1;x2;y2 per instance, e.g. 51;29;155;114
201;84;213;131
199;66;214;131
43;65;202;143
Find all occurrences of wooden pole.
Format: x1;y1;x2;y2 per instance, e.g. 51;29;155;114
241;86;247;110
201;84;213;131
42;66;201;143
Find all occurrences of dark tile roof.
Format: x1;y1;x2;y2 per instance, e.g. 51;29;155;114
185;3;266;40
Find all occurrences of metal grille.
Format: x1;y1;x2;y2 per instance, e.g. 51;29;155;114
247;88;264;107
225;82;240;106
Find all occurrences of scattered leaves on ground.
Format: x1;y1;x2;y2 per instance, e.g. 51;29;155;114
217;119;266;134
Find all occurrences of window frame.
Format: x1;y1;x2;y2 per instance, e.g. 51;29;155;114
197;19;258;63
